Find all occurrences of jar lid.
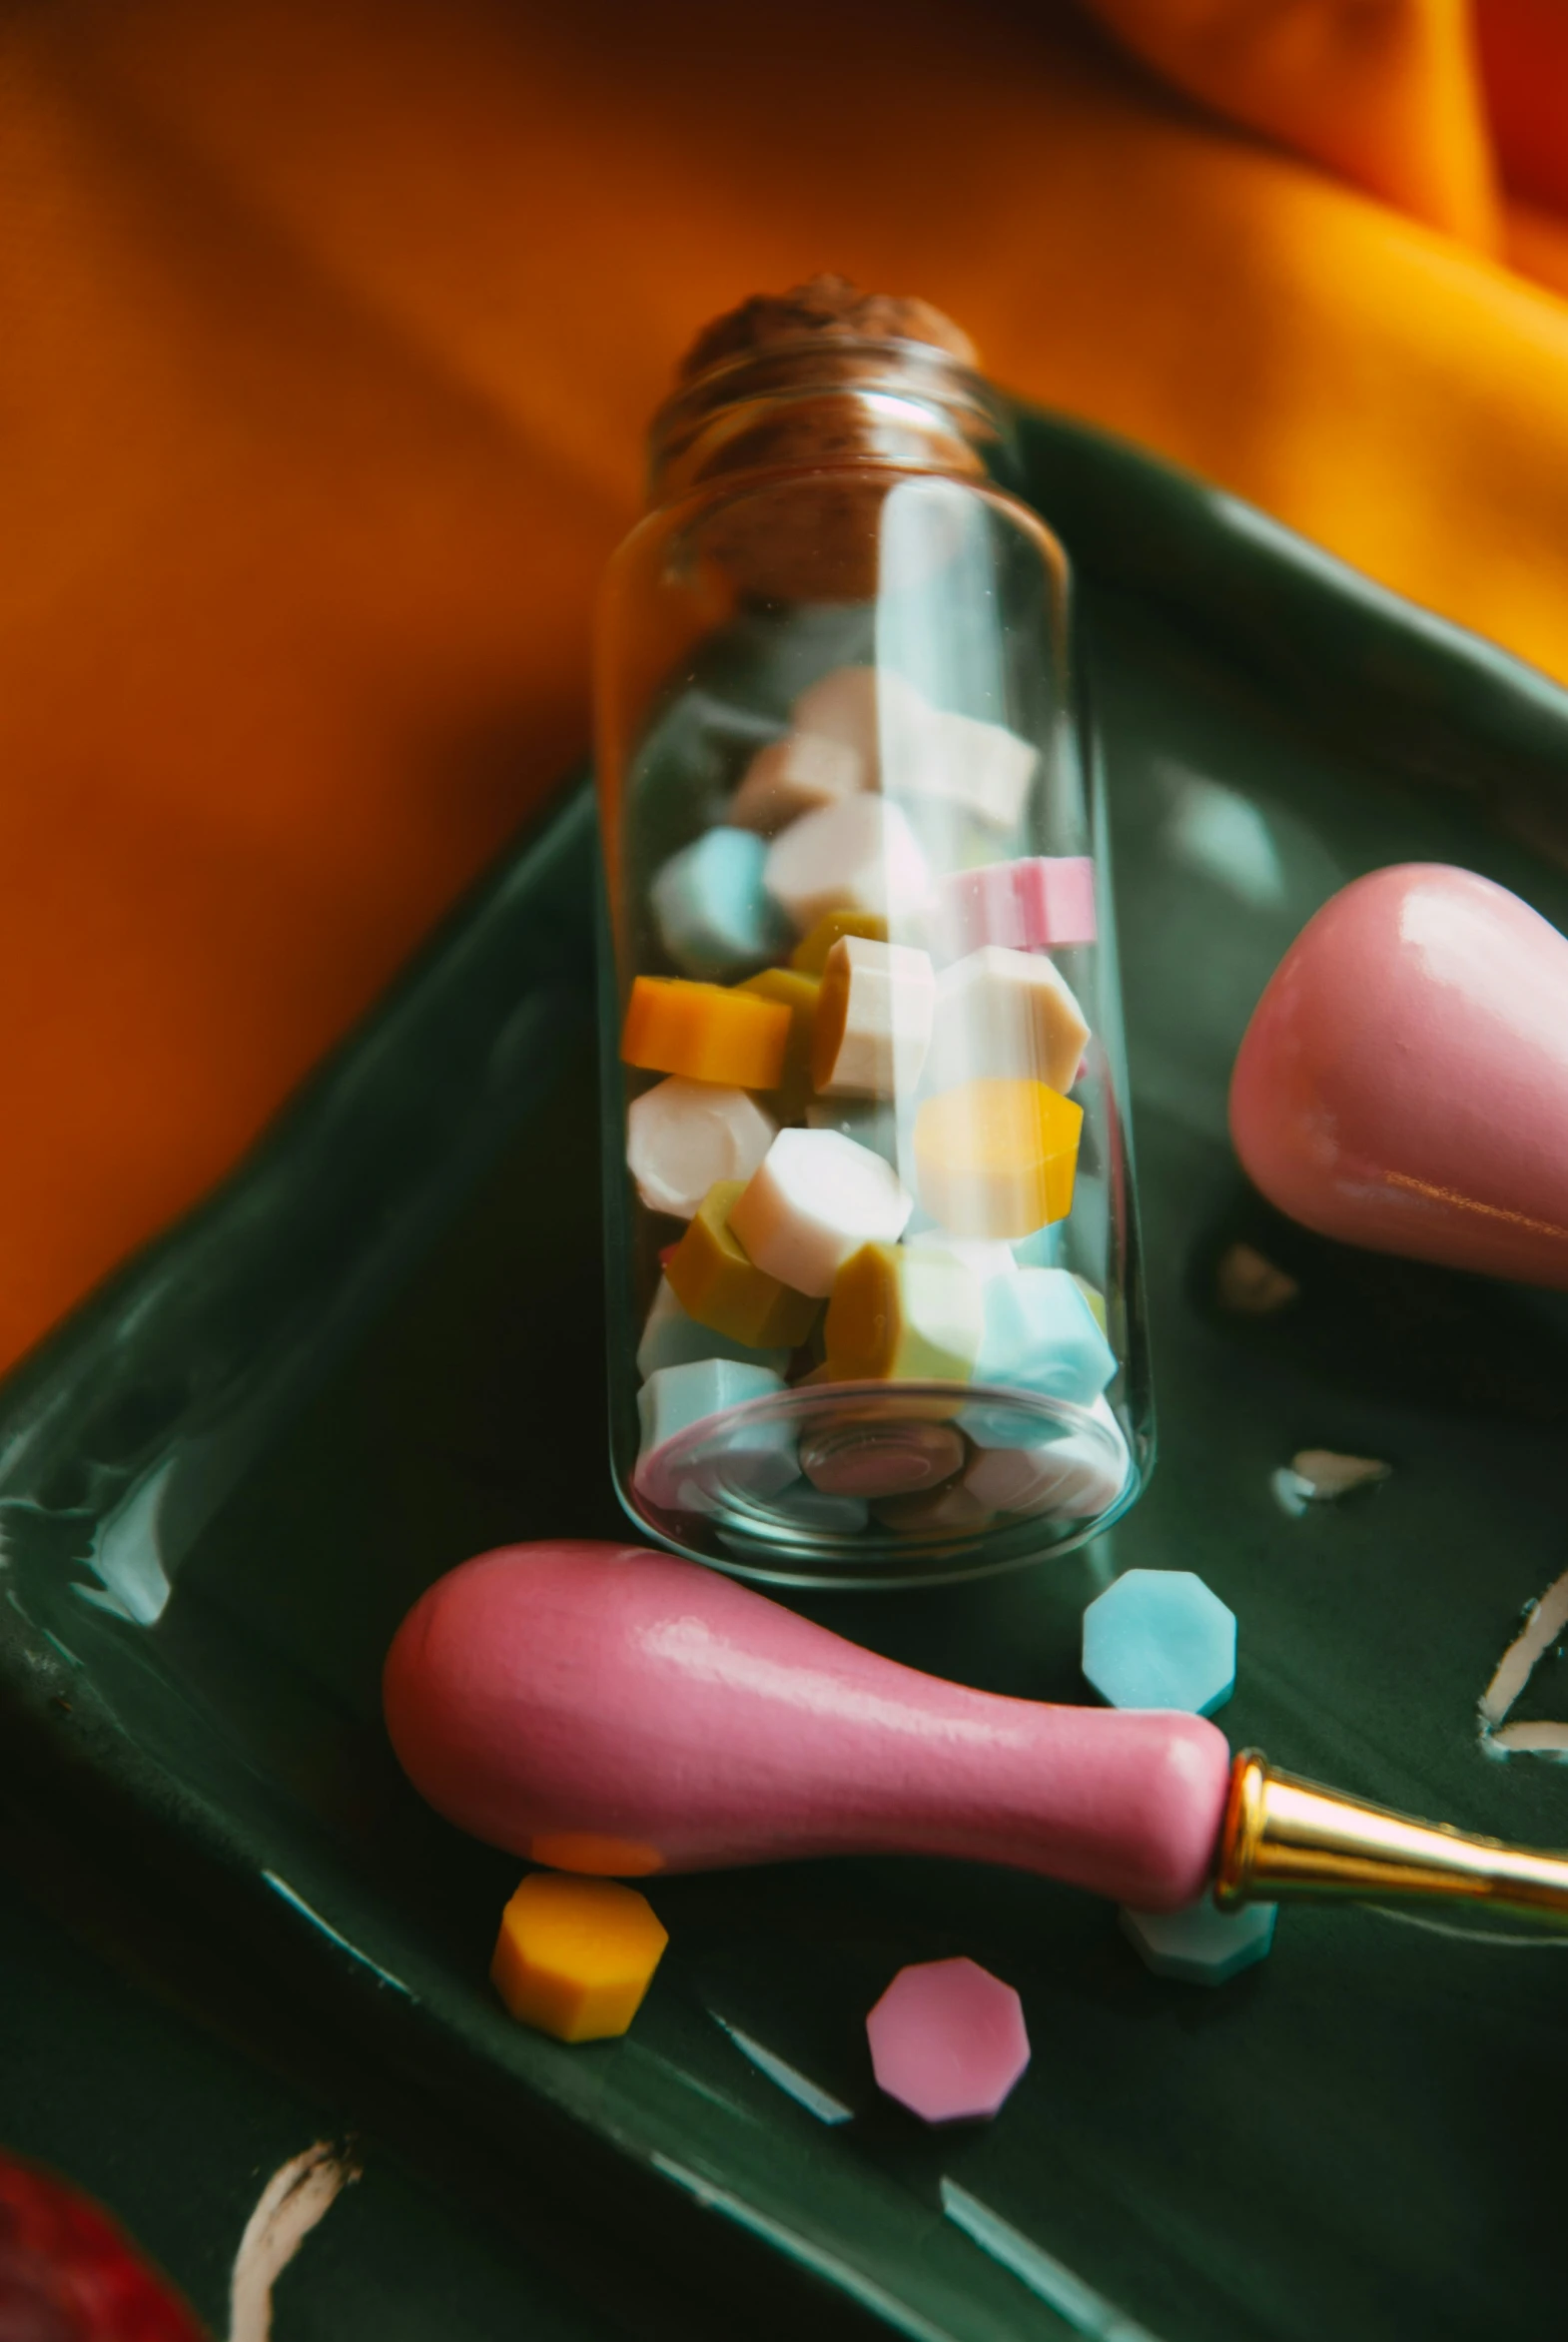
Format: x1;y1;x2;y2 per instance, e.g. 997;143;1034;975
678;273;977;385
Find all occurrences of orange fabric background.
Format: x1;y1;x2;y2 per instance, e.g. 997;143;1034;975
0;0;1564;1371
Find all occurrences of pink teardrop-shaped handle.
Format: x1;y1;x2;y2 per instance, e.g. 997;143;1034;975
384;1542;1231;1912
1230;863;1568;1286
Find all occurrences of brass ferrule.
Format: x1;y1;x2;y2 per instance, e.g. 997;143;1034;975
1215;1750;1568;1928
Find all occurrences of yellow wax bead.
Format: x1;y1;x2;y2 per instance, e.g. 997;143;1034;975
621;976;789;1089
667;1180;820;1349
739;967;821;1121
914;1078;1083;1238
824;1242;983;1382
490;1873;668;2043
788;908;888;977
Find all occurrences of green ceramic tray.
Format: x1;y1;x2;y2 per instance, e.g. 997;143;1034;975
4;403;1568;2342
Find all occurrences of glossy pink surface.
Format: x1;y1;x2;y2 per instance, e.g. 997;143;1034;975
1230;864;1568;1286
383;1541;1231;1911
866;1957;1030;2122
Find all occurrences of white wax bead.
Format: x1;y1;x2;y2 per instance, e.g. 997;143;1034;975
729;1128;914;1298
926;945;1089;1095
904;1233;1019;1282
764;795;932;933
728;733;865;834
813;936;935;1099
626;1077;777;1219
791;665;930;780
636;1277;791;1380
888;709;1039;832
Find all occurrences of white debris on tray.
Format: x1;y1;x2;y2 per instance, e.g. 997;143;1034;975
1271;1448;1391;1515
1477;1565;1568;1762
1215;1241;1299;1316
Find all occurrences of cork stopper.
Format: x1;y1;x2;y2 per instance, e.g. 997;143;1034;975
678;274;978;385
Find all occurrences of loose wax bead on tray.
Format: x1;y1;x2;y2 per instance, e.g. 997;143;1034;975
1081;1569;1236;1717
1120;1898;1277;1987
729;1129;914;1297
933;855;1098;958
491;1873;668;2043
626;1077;776;1220
926;945;1088;1095
812;935;935;1099
621;976;790;1090
866;1957;1030;2124
667;1181;820;1348
824;1242;983;1382
728;732;864;832
914;1078;1082;1238
650;826;790;977
764;795;932;932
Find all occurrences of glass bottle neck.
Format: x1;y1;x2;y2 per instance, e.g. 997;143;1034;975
646;339;1015;507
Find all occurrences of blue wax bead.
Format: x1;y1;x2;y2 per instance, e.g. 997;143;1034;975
1081;1568;1236;1716
1011;1222;1063;1268
1120;1899;1276;1986
637;1277;791;1379
637;1358;796;1509
650;828;789;978
973;1269;1117;1401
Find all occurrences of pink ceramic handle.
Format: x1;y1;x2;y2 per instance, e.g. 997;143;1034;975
1230;863;1568;1286
384;1542;1232;1912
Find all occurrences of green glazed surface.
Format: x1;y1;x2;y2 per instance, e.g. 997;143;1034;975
3;404;1568;2340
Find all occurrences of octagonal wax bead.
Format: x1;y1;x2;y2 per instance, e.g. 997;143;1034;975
812;937;936;1100
824;1242;983;1382
667;1181;820;1348
627;1078;776;1220
636;1358;797;1512
963;1400;1131;1517
891;710;1039;832
1120;1898;1277;1987
1082;1569;1236;1717
926;945;1088;1096
791;663;929;779
738;967;820;1122
491;1873;668;2043
800;1416;966;1499
904;1233;1018;1284
728;733;865;833
875;1480;996;1535
866;1956;1030;2123
934;855;1098;958
973;1268;1116;1404
729;1129;914;1298
621;977;789;1090
914;1078;1082;1239
790;908;888;977
764;795;931;933
636;1276;790;1379
650;828;790;979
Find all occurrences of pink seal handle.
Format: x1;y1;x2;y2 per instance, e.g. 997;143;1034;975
384;1541;1232;1912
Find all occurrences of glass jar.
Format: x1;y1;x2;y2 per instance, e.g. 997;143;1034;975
594;302;1150;1585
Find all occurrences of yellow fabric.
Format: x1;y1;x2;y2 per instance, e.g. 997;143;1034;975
0;0;1565;1372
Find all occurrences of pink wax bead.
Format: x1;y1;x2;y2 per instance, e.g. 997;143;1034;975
866;1956;1030;2122
1230;864;1568;1287
936;856;1098;959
